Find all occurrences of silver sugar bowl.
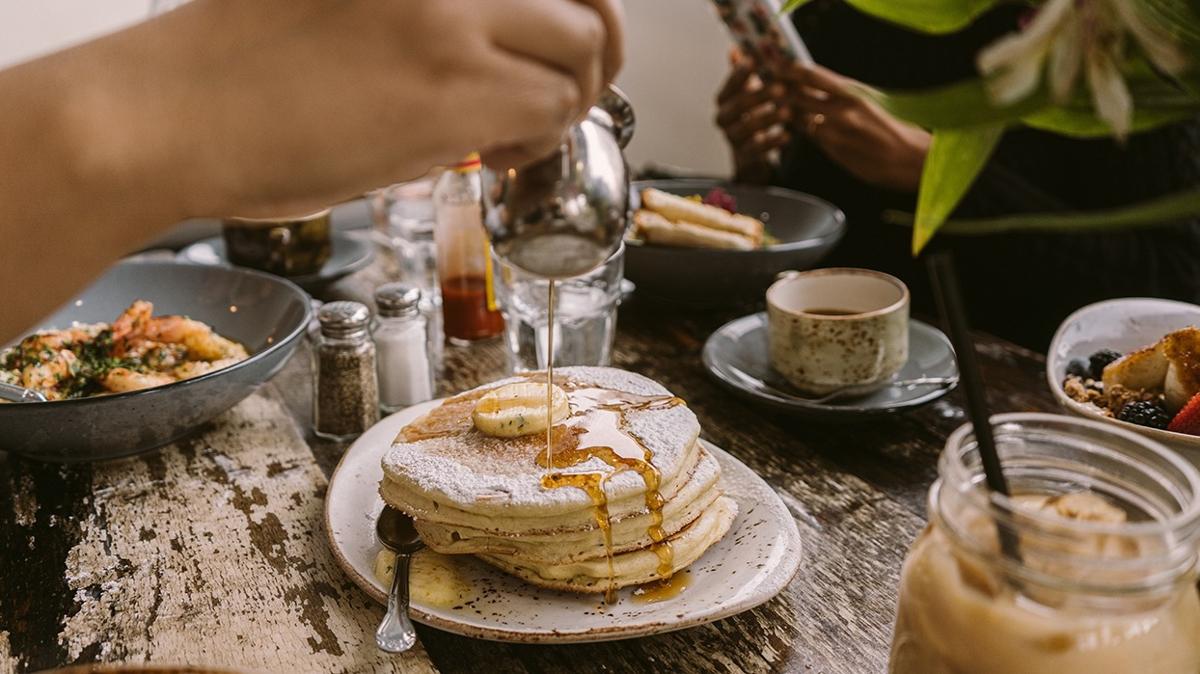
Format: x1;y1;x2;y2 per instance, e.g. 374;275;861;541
481;85;635;279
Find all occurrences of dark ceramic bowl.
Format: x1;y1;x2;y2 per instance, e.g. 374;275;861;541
628;179;845;303
0;260;311;462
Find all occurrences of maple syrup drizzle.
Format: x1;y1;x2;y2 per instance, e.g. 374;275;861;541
537;386;686;602
631;570;691;604
545;280;555;471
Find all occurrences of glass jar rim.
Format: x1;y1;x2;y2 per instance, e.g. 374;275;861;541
942;413;1200;539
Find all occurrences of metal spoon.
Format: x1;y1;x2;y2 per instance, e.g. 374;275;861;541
375;506;424;653
0;381;48;403
797;377;959;405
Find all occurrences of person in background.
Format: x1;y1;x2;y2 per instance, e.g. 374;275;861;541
0;0;623;342
716;1;1200;351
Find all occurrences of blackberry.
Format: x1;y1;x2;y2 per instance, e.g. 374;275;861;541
1065;358;1091;379
1117;401;1171;430
1088;349;1123;379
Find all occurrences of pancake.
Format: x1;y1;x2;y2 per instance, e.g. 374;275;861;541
379;438;704;535
413;446;723;564
479;496;738;593
378;366;732;599
381;367;701;519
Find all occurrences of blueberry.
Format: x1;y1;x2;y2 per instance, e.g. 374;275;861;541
1088;349;1123;380
1066;358;1091;379
1117;400;1171;430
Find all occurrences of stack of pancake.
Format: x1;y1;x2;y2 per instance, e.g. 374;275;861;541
379;366;736;596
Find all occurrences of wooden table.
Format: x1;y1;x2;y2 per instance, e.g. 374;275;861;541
0;258;1058;674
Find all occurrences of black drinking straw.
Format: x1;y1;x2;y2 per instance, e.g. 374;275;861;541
927;251;1022;562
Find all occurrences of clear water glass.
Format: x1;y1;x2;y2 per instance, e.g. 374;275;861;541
375;179;443;368
494;244;624;372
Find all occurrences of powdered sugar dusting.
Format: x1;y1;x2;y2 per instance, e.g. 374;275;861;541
382;367;701;512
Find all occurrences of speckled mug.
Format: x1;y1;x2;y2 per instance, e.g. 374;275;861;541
767;268;909;395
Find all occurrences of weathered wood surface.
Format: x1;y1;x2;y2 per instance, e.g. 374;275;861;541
0;256;1059;674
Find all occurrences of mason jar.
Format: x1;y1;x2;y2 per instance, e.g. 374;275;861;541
890;413;1200;674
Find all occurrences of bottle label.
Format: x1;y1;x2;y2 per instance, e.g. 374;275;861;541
452;152;482;173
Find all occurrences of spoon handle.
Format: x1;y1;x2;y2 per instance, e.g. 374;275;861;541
0;381;48;403
375;552;417;653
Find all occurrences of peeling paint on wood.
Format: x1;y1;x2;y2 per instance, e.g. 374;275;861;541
8;389;434;674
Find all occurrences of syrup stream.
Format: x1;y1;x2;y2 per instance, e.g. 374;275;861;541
538;384;685;603
545;280;555;472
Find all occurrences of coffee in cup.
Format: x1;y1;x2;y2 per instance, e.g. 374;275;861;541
766;268;909;395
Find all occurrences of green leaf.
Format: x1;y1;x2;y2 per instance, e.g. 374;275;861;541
861;79;1050;129
1142;0;1200;55
865;64;1200;135
912;124;1006;254
782;0;999;33
1021;107;1193;137
931;187;1200;235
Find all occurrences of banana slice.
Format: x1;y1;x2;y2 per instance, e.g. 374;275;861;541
472;382;570;437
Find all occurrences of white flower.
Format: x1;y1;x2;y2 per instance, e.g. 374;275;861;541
977;0;1187;137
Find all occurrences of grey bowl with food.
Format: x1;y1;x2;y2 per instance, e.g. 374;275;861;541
0;260;311;462
627;179;845;303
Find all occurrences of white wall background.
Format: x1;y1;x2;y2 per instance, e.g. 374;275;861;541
0;0;731;175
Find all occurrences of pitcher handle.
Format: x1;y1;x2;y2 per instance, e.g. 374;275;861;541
597;85;635;149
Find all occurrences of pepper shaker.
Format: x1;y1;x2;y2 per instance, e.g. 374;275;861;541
373;283;435;413
313;301;380;440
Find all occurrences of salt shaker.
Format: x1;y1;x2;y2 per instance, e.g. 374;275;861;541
373;283;435;413
313;301;380;441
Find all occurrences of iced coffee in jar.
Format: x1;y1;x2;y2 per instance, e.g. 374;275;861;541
890;413;1200;674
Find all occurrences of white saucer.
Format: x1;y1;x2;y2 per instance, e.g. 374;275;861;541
324;399;803;643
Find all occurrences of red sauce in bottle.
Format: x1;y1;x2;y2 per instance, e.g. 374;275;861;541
441;275;503;341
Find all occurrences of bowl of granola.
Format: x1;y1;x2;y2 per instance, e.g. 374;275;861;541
1047;298;1200;454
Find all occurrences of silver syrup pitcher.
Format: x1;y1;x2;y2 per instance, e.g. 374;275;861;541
481;85;635;279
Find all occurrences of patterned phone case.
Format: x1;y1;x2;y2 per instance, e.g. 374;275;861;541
713;0;813;70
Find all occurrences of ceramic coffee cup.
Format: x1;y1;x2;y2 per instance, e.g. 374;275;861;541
767;268;909;395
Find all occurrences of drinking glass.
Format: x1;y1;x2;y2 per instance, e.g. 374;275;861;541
374;178;443;368
494;243;625;372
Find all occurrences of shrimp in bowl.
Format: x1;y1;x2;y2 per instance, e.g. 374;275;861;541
1;300;249;401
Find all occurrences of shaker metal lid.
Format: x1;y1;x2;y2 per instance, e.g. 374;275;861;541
374;283;422;315
318;301;371;332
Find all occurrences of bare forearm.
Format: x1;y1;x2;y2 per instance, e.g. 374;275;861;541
0;0;624;343
0;30;190;342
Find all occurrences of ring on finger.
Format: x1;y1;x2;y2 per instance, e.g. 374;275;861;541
805;113;826;136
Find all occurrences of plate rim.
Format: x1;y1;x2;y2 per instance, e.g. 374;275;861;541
702;312;958;416
323;400;804;644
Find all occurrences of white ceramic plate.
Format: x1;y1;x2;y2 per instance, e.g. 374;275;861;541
1047;298;1200;454
325;400;803;643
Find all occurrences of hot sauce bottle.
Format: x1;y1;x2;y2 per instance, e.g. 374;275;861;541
433;154;504;343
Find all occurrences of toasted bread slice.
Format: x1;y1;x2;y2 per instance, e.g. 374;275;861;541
641;189;764;245
634;209;755;251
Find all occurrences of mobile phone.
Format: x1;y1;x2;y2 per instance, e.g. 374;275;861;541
712;0;814;75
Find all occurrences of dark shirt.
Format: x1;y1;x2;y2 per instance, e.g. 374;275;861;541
776;1;1200;351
